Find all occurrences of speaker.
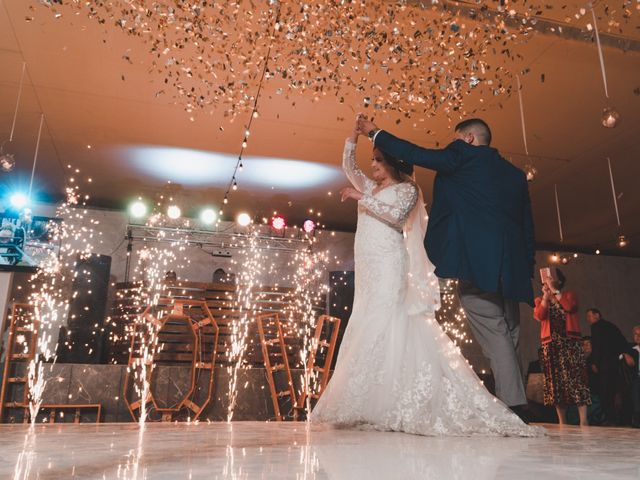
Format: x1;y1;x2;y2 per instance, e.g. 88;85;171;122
328;271;354;368
65;254;111;363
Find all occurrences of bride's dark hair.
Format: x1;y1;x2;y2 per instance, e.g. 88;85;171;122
376;148;413;181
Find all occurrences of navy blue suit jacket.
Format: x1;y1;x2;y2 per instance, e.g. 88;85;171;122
375;131;536;305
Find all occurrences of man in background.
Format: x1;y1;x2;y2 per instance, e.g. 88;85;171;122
586;308;631;425
630;326;640;428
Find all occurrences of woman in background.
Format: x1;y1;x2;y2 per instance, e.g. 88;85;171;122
534;268;591;426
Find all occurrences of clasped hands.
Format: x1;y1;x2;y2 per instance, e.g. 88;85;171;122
340;114;379;202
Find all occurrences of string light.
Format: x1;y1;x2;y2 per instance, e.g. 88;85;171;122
218;5;280;211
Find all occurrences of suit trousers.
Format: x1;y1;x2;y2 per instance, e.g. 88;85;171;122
457;280;527;407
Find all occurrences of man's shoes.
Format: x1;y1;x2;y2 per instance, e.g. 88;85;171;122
509;405;530;424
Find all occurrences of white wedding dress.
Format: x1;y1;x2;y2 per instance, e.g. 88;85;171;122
311;139;542;437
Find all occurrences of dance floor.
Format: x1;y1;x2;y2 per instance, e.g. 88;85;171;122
1;422;638;479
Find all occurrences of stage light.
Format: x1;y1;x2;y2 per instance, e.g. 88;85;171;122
237;212;251;227
303;219;316;233
271;216;286;230
200;208;217;225
9;192;28;209
129;200;147;218
167;205;181;219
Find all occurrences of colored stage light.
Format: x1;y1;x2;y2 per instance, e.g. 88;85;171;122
303;219;316;233
9;192;28;209
271;216;286;230
237;212;251;227
167;205;181;219
129;200;147;218
200;208;218;225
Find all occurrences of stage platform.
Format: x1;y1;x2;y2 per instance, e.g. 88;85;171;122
1;422;639;479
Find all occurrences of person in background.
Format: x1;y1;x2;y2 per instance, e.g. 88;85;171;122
582;337;598;392
534;268;590;426
629;326;640;428
586;308;631;425
578;335;605;425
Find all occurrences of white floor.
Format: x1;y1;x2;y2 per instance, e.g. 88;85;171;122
0;422;638;479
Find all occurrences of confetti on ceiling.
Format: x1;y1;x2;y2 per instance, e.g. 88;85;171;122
31;1;638;121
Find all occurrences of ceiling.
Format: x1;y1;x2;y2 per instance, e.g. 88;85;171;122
0;0;639;255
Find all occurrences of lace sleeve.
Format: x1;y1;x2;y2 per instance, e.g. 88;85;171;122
359;182;418;230
343;139;375;194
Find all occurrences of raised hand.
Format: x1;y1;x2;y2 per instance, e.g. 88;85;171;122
355;113;378;137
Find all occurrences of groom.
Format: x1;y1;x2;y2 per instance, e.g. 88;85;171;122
356;116;535;414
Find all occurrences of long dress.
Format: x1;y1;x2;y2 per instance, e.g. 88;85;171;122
311;139;542;437
539;300;591;407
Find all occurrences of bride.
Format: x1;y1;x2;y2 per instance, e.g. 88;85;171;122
311;117;542;436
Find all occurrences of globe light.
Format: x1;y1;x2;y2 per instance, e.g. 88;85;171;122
617;234;628;248
9;192;28;209
601;107;620;128
167;205;181;219
303;219;316;233
271;215;286;230
200;208;217;225
524;164;537;182
129;200;147;218
0;153;15;172
236;212;251;227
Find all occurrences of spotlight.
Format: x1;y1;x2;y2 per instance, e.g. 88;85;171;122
617;234;628;248
237;212;251;227
129;200;147;218
9;192;28;209
200;208;217;225
303;219;316;234
271;215;286;230
167;205;181;219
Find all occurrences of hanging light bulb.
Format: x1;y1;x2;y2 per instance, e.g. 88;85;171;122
239;162;244;172
1;63;27;174
550;253;559;263
617;234;628;248
232;180;238;191
0;152;15;172
601;107;620;128
241;138;248;149
223;196;228;204
524;164;537;182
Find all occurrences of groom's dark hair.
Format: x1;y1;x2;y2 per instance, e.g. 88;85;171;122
455;118;492;146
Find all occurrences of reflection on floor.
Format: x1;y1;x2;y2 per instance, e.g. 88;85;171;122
1;422;638;479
